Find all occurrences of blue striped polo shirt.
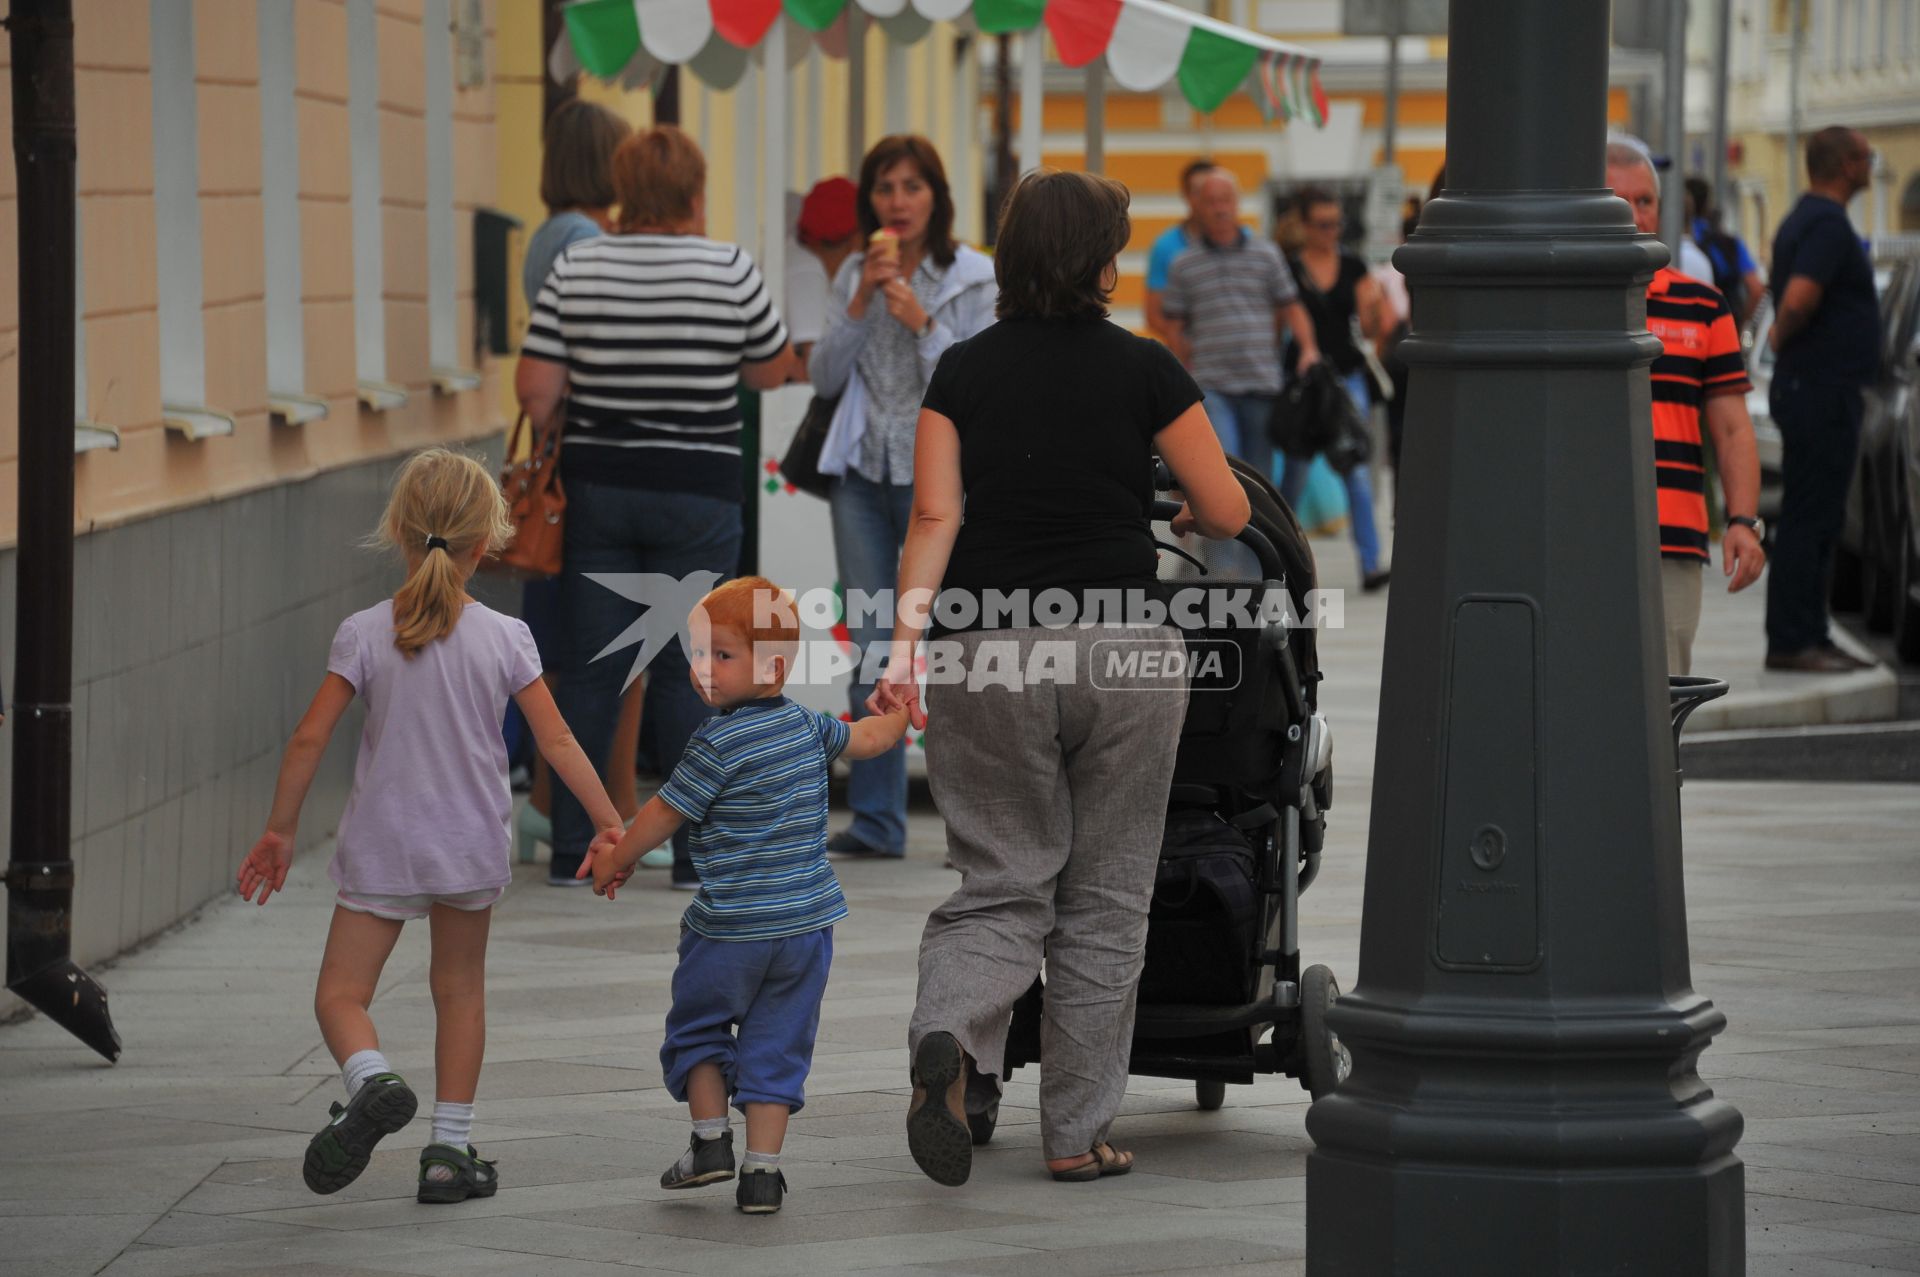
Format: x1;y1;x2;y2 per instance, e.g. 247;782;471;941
657;695;852;941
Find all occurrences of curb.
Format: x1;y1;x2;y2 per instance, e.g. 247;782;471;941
1685;629;1900;732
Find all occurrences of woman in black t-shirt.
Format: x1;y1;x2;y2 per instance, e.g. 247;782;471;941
1282;189;1389;591
868;170;1251;1189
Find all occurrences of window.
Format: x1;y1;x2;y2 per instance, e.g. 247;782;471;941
258;0;326;424
74;203;116;451
348;0;404;408
150;0;230;438
423;0;476;391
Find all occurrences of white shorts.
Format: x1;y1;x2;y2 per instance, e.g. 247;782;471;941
335;886;506;921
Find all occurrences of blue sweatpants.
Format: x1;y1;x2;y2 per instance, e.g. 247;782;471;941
660;927;833;1113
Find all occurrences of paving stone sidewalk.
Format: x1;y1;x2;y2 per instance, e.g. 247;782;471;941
2;551;1918;1276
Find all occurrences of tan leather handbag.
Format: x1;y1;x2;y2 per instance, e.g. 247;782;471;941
486;409;566;579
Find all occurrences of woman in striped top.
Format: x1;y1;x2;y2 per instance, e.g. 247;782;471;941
517;125;801;892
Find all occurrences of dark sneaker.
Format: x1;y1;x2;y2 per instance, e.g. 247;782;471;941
736;1166;787;1214
303;1073;418;1195
417;1143;499;1204
826;831;903;859
661;1131;735;1189
907;1031;972;1186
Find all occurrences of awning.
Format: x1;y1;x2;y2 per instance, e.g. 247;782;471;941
557;0;1328;121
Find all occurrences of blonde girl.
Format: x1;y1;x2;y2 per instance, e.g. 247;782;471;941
237;449;624;1203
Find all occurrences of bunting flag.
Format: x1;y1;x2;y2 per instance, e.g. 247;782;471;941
560;0;1325;120
1250;50;1324;127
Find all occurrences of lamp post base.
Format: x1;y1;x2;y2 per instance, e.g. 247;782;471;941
1307;1153;1744;1276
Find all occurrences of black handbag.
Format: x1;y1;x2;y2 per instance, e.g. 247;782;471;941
778;394;840;500
1324;373;1374;476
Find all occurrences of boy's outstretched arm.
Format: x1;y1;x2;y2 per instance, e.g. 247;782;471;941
844;705;911;761
238;673;356;905
581;795;685;897
514;677;625;837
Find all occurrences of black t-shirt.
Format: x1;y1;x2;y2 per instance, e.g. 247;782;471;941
1287;250;1370;375
1769;194;1881;386
923;317;1203;628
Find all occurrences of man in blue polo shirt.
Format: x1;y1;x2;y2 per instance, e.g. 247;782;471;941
1764;126;1881;672
1144;158;1218;357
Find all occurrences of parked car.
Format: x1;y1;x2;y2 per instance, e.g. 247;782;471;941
1833;257;1920;662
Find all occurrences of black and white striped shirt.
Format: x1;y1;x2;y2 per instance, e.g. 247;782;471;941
523;234;788;500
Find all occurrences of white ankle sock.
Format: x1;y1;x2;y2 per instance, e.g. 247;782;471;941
341;1049;391;1098
742;1149;780;1171
693;1116;730;1141
432;1100;475;1149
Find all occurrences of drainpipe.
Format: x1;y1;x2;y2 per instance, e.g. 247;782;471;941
4;0;122;1061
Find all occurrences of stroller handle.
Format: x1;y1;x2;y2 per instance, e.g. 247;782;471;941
1150;499;1286;583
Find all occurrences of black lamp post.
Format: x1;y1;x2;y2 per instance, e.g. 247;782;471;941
1303;1;1743;1272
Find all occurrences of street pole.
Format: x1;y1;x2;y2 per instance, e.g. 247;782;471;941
1661;0;1689;260
1381;0;1400;166
5;0;122;1062
1084;62;1105;176
540;0;575;123
989;33;1014;244
1787;0;1804;200
1303;0;1743;1270
1709;0;1732;219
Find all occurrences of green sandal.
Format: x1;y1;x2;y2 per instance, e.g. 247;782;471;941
417;1143;500;1204
303;1073;418;1195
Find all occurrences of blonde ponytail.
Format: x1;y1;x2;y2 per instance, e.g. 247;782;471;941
373;449;513;657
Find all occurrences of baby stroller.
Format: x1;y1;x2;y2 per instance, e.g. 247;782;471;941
991;456;1345;1129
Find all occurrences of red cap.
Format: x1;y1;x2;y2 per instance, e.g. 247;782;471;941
797;177;859;244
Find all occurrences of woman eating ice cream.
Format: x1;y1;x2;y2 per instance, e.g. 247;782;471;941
807;136;995;862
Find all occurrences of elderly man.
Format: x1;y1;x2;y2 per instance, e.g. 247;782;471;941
1144;158;1219;356
1160;169;1320;484
1765;126;1880;672
1606;137;1766;674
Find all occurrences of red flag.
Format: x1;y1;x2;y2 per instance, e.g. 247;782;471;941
1045;0;1123;68
715;0;783;48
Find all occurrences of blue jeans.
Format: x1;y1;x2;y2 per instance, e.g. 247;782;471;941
828;471;913;854
662;926;832;1112
1765;375;1864;653
1278;371;1384;576
550;482;742;883
1201;390;1276;488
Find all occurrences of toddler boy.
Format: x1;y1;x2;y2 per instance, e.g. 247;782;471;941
582;576;909;1213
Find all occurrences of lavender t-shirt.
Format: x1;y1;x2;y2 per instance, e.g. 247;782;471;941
326;599;543;896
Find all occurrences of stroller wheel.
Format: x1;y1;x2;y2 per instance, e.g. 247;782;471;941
1300;964;1351;1101
1194;1080;1226;1111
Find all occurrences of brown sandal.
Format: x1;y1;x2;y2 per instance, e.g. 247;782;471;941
1049;1142;1135;1182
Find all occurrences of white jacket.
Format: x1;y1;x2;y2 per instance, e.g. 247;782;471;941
806;244;998;479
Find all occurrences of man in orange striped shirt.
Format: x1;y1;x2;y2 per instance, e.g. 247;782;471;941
1608;139;1766;674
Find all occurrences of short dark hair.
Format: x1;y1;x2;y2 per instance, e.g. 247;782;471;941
858;135;958;268
993;169;1131;322
1807;126;1864;182
539;99;631;214
1180;158;1216;191
1296;185;1339;217
1684;175;1714;219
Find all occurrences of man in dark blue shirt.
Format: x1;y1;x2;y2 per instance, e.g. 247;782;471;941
1764;126;1881;672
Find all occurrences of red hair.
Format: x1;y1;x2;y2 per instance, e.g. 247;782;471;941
697;576;799;659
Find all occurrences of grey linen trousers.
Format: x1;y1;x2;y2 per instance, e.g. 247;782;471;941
909;625;1189;1160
